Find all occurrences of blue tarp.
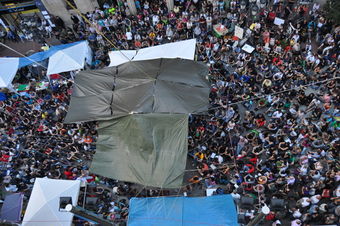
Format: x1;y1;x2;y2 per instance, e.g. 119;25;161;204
128;195;238;226
0;193;23;222
18;41;85;68
0;92;7;101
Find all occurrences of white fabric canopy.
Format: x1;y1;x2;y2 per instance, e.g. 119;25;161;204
108;50;136;67
47;41;91;75
109;39;196;67
0;57;19;88
22;178;80;226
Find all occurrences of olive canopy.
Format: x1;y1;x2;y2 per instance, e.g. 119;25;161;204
65;58;209;188
91;114;188;188
64;58;209;123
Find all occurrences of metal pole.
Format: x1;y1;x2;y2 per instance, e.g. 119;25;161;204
82;182;87;208
65;204;114;226
247;206;270;226
247;212;265;226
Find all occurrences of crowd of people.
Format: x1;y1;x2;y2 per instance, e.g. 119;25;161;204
1;0;339;225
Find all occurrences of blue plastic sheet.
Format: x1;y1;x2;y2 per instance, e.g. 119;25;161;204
0;92;7;101
0;193;23;222
128;195;238;226
18;41;85;68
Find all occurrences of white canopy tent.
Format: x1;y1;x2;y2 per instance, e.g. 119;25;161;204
0;57;19;89
108;50;137;67
109;39;196;67
22;178;81;226
47;41;92;75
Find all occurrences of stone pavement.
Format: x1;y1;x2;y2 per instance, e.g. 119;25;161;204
0;40;42;57
0;38;61;57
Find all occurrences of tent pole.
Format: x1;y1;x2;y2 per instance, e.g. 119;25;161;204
82;182;87;208
7;84;18;94
65;204;114;226
247;206;270;226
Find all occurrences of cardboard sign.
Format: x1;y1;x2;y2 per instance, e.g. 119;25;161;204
234;26;244;39
242;44;255;53
274;17;285;25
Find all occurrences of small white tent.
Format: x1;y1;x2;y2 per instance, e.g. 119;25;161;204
47;41;91;75
22;178;81;226
0;57;19;88
109;39;196;67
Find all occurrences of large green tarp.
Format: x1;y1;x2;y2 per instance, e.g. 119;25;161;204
64;58;209;123
90;114;188;188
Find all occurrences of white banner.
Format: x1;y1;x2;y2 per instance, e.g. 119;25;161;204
242;44;255;53
274;17;285;26
234;26;244;39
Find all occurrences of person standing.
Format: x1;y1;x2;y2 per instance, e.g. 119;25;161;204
54;16;65;30
71;14;79;24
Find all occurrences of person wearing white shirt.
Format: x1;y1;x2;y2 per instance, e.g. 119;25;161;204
194;25;201;37
45;25;52;38
293;42;300;52
110;17;118;28
292;33;300;42
126;31;133;40
144;1;149;10
306;53;316;64
103;19;110;31
5;184;18;192
96;35;105;46
297;197;311;207
273;72;283;80
310;194;321;204
231;190;240;201
166;26;173;39
89;26;96;33
112;186;119;194
311;171;321;181
291;219;301;226
272;111;283;118
134;33;141;41
312;3;320;12
293;208;302;218
152;15;159;26
216;155;223;164
186;21;193;29
299;165;308;176
305;42;312;52
272;220;282;225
